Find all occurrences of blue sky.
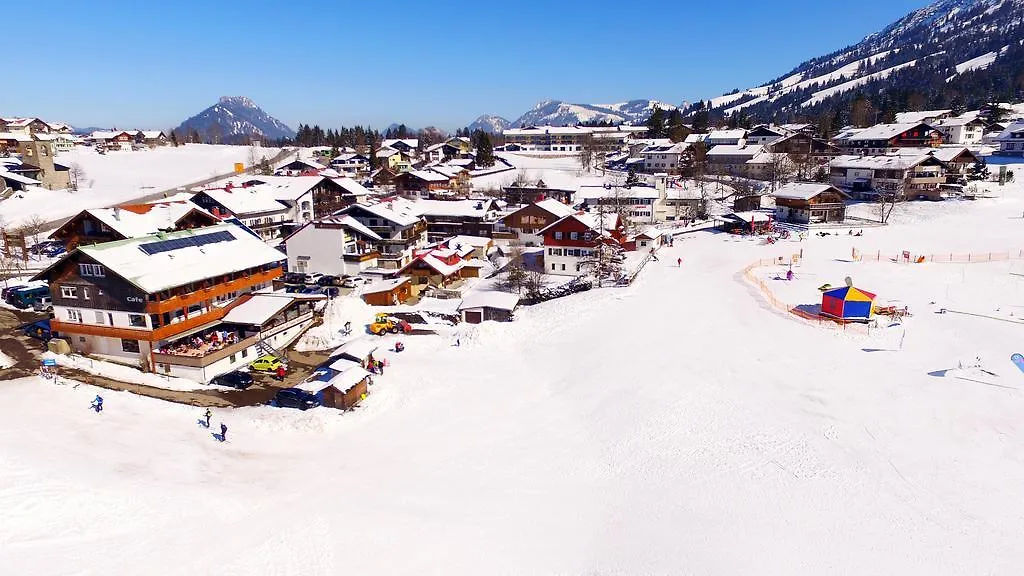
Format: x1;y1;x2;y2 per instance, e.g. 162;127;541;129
1;0;930;131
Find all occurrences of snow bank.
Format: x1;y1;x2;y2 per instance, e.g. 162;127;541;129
0;351;14;369
295;296;378;351
41;352;229;391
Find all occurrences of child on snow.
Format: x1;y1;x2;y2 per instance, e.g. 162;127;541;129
204;409;212;428
91;395;104;412
220;423;228;442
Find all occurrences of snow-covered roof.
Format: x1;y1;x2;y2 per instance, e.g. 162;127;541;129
223;293;319;325
576;183;660;200
894;110;951;124
635;227;663;239
343;199;422;227
521;198;575;219
931;116;985;128
401;251;466;277
414;198;497;218
331;176;372;197
196;186;288;215
707;129;747;140
376;147;399;158
729;211;772;223
640;142;688;155
89;130;134;140
429;165;468;178
331;338;379;362
538;212;619;236
3;117;43;128
829;154;938;170
846;123;935;141
0;170;41;185
329;366;373;393
458;291;520;312
361;276;410;295
75;223;285;294
0;132;33;142
407;169;449;183
138;130;165;139
64;201;214;239
706;144;765;158
264;176;326;202
382;139;418;149
298;215;381;241
994;121;1024;141
683;133;708;144
890;146;977;162
445;235;491;249
772;182;846;201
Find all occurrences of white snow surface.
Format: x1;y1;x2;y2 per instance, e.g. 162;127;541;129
40;352;230;392
0;144;280;227
5;165;1024;573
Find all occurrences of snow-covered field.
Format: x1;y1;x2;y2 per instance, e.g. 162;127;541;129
5;167;1024;574
473;152;599;192
0;144;281;227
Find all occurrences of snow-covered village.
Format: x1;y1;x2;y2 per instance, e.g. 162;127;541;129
5;0;1024;574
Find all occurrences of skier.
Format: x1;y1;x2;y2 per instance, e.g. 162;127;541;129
786;269;794;281
677;257;682;267
219;422;228;442
455;338;460;347
91;395;104;413
203;408;212;428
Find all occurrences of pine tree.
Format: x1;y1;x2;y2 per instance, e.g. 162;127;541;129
474;130;495;167
646;106;667;139
691;101;710;133
667;109;687;142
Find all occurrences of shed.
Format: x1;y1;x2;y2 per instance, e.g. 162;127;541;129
821;286;876;321
361;277;413;306
458;291;520;324
330;338;379;367
295;366;372;409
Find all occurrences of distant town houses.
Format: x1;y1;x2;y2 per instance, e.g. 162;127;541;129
502;125;647;152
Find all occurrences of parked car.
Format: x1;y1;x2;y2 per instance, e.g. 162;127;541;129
249;355;284;372
316;275;339;287
28;240;65;256
9;286;49;309
323;287;340;298
2;284;28;302
32;296;53;313
22;320;52;341
341;277;366;288
271;388;321;410
281;272;309;285
300;286;323;295
211;371;255;389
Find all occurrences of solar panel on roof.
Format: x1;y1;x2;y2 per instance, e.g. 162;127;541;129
138;230;236;255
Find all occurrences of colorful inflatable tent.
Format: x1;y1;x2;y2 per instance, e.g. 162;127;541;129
820;286;876;320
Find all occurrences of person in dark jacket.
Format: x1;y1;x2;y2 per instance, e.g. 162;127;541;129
220;422;228;441
203;409;212;428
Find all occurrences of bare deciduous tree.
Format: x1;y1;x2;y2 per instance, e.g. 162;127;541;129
578;134;596;173
20;214;47;246
877;174;908;224
68;163;87;191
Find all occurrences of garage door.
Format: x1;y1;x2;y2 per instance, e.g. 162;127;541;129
464;310;482;324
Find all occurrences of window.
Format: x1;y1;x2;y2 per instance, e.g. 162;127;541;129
79;336;86;343
95;311;104;324
67;309;82;322
554;231;563;240
61;286;78;298
570;232;578;240
229;354;237;363
82;287;89;299
241;349;248;358
583;232;593;242
551;263;556;270
78;263;104;277
121;339;140;353
128;314;146;328
561;264;566;271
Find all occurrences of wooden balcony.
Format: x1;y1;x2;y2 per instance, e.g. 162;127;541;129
343;251;379;262
145;268;281;314
52;305;232;343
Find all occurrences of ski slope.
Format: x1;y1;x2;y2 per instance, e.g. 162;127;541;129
4;167;1024;574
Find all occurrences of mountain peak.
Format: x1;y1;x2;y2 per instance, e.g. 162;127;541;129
175;97;294;143
218;96;257;108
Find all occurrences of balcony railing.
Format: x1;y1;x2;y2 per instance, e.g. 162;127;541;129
145;268;281;314
343;251;379;262
152;335;259;368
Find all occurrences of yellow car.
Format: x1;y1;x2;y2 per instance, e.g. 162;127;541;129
250;355;284;372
